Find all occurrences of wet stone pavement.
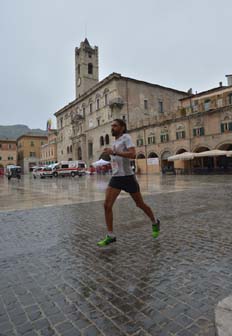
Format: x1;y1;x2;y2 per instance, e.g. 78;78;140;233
1;175;232;336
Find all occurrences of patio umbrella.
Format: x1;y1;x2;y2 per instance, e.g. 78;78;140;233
168;152;195;161
92;159;111;167
195;149;227;157
226;151;232;157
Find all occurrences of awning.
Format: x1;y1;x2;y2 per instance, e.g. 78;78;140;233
168;152;195;161
226;151;232;157
195;149;227;157
92;159;111;167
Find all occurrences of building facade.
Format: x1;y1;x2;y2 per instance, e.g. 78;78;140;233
0;139;17;173
129;78;232;173
40;130;58;165
167;77;232;171
17;134;48;173
54;39;232;173
55;39;188;172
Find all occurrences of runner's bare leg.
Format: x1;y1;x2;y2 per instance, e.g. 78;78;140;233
104;187;121;232
130;192;156;222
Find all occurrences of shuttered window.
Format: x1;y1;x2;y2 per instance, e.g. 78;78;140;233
148;136;155;144
137;139;144;146
176;131;185;139
221;122;232;132
160;134;169;143
193;127;204;136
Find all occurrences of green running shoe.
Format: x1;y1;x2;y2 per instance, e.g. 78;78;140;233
152;219;160;239
97;235;116;247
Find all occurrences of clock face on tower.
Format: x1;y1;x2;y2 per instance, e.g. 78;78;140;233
77;78;81;86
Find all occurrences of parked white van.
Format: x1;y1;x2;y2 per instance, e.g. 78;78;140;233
52;161;86;177
33;166;53;179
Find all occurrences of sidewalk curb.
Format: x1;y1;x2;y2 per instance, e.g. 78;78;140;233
215;295;232;336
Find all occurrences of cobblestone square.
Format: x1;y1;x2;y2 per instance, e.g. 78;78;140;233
0;174;232;335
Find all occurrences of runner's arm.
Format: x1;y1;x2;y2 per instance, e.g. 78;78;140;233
103;147;136;159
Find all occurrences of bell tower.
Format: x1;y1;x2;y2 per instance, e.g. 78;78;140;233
75;38;99;98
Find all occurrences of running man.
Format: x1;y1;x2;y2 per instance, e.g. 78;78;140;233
97;119;160;247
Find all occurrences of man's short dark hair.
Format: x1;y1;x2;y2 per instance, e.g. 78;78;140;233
113;119;127;133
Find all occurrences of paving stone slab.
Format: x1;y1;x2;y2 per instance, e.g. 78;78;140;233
215;295;232;336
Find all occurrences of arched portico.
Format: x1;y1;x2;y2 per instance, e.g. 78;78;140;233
217;142;232;170
148;152;158;158
147;152;159;174
176;148;188;155
137;153;145;159
172;148;192;172
160;150;174;173
193;145;213;169
193;145;210;153
217;142;232;151
136;152;146;174
161;150;172;168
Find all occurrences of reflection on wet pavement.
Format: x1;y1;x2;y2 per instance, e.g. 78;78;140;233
1;174;232;335
1;174;232;211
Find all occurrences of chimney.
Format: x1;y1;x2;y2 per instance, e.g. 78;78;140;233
226;74;232;86
219;81;223;87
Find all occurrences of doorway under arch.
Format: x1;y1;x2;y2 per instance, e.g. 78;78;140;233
194;146;210;153
218;143;232;151
137;153;145;159
136;153;146;174
78;147;82;160
193;146;212;169
161;151;174;173
217;143;232;170
176;148;188;155
148;152;158;158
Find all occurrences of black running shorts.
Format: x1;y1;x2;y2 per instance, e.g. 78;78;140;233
108;175;140;193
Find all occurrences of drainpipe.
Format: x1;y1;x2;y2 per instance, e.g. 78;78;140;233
143;127;148;174
188;98;193;173
188;118;191;151
126;79;130;128
188;97;192;151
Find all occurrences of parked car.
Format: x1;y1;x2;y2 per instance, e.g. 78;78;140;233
33;166;53;179
32;167;43;179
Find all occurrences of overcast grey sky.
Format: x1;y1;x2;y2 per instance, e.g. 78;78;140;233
0;0;231;129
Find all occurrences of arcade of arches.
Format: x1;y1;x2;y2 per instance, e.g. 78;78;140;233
135;143;232;174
